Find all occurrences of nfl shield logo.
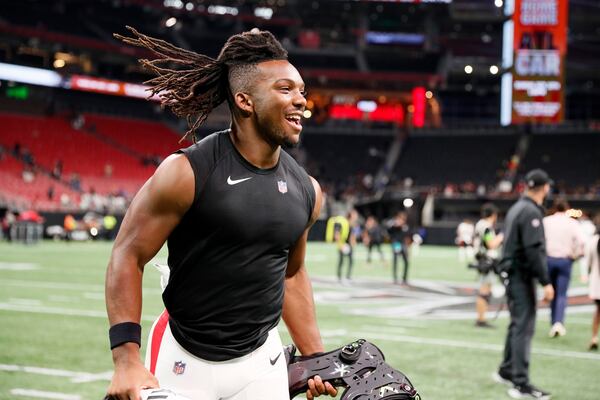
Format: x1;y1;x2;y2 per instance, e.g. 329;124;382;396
277;180;288;194
172;360;186;375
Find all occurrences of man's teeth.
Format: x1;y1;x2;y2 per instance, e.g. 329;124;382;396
286;115;301;122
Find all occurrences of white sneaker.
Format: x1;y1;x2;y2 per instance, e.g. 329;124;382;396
548;322;566;338
508;383;551;399
492;371;513;386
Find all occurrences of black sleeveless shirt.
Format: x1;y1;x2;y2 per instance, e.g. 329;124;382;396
164;130;315;361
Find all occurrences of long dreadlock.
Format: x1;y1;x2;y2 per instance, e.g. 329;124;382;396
114;26;288;142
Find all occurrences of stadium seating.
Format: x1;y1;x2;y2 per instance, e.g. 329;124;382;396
393;134;519;186
0;112;182;209
0;113;153;180
521;133;600;188
299;133;392;184
83;113;182;159
0;156;80;211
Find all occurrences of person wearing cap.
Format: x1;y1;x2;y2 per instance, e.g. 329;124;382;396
472;203;504;328
543;197;585;338
493;169;555;400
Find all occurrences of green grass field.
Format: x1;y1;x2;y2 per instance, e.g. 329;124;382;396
0;241;598;400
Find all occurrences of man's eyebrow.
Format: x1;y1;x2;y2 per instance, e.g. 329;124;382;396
273;78;304;87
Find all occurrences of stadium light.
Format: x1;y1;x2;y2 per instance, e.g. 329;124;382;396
208;5;239;16
403;198;414;208
464;65;473;74
0;62;63;87
53;59;65;68
490;65;499;75
357;100;377;113
303;110;312;118
164;0;184;9
495;0;504;8
165;17;178;27
255;7;274;19
185;2;194;11
425;90;433;99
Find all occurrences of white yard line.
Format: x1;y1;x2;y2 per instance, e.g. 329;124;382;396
304;254;328;262
1;279;162;294
355;331;600;361
8;298;42;306
0;364;112;383
2;280;104;291
0;302;156;321
320;329;349;338
0;262;38;270
11;388;81;400
82;292;105;300
346;297;474;318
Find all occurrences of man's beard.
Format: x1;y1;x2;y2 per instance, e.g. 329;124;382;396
257;112;298;148
282;137;299;149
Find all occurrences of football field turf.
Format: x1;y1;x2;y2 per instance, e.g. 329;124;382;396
0;241;598;400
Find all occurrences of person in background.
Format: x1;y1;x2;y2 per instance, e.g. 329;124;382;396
103;213;118;241
456;218;475;262
472;203;504;328
52;159;63;179
63;214;77;241
364;215;385;265
2;210;16;241
579;212;597;283
583;215;600;351
327;210;358;283
543;198;585;337
494;169;554;400
387;211;412;285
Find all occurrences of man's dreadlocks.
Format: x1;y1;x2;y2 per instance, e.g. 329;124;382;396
114;27;288;142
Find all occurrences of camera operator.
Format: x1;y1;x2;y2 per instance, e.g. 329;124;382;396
471;203;504;328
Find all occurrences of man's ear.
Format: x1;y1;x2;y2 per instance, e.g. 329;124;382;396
234;92;253;116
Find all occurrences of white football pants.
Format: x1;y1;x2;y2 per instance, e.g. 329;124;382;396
145;311;289;400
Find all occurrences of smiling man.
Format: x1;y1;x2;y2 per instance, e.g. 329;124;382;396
105;28;336;400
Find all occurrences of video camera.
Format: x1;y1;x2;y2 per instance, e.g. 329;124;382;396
468;251;499;275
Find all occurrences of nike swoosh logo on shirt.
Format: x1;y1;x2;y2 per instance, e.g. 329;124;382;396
270;352;281;365
227;176;252;185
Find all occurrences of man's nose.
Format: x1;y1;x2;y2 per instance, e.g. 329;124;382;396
293;91;307;108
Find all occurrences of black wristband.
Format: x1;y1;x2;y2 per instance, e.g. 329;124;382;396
109;322;141;350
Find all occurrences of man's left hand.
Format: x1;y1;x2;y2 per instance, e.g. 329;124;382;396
306;375;337;399
542;284;555;302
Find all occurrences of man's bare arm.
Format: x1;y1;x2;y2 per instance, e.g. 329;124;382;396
282;178;336;399
283;177;323;354
105;154;193;399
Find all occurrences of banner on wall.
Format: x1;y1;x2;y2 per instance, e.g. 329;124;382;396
509;0;568;124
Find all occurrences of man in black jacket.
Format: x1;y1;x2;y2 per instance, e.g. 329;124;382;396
494;169;555;400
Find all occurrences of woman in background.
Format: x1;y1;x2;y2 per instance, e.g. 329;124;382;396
584;216;600;351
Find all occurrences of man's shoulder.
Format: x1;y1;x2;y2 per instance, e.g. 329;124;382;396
280;148;303;168
475;219;490;229
280;150;312;181
178;130;234;172
523;202;542;217
183;130;228;154
511;197;541;216
146;154;195;210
